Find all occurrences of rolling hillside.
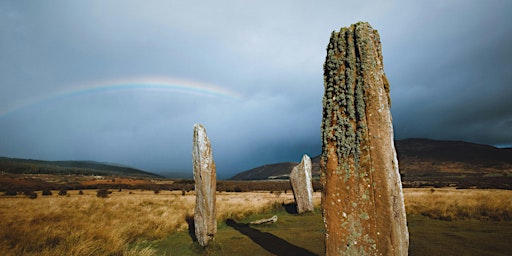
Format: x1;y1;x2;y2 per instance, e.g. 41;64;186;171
231;162;297;180
0;156;161;178
231;139;512;189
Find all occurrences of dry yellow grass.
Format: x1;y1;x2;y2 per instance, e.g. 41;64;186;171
1;188;510;255
404;188;512;221
0;190;313;256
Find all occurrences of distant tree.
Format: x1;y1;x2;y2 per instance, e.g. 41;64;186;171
97;188;109;198
29;192;37;199
58;189;67;196
78;190;84;195
42;189;53;196
4;190;17;196
272;190;282;197
23;190;34;197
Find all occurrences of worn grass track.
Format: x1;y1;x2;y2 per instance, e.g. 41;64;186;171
154;210;512;256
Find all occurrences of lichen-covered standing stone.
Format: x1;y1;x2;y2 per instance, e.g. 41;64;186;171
321;22;409;255
290;154;314;214
192;123;217;247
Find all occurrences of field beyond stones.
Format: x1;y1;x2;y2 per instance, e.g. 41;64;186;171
1;188;511;255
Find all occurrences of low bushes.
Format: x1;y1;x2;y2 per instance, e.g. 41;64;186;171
96;188;109;198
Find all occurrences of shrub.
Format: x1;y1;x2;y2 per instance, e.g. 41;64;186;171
154;189;160;194
4;190;17;196
78;190;84;195
58;189;67;196
29;192;37;199
23;190;34;197
42;189;53;196
97;188;109;198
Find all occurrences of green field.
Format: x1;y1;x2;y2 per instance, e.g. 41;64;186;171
408;215;512;256
153;207;512;256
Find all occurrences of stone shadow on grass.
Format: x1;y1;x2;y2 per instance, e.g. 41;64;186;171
185;215;197;242
226;219;317;256
283;202;298;214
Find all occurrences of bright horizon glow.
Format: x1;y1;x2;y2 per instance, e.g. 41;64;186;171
0;77;245;118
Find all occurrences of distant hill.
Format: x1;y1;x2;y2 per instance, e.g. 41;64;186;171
395;139;512;188
396;138;512;167
395;138;512;178
231;162;298;180
230;156;322;180
158;171;193;179
230;139;512;189
0;156;161;178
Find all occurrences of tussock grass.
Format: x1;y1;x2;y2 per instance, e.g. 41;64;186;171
2;188;510;255
215;191;301;221
0;190;302;256
404;188;512;221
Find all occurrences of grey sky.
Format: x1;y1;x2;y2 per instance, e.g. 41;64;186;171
1;1;511;178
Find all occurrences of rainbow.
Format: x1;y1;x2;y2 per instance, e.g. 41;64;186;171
0;77;244;118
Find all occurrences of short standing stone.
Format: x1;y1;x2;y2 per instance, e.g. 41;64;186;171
290;154;314;214
321;22;409;255
192;123;217;247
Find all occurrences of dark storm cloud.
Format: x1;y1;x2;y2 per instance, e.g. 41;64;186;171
1;1;511;178
388;1;512;147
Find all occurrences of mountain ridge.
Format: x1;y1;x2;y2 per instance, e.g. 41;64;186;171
230;138;512;189
0;156;161;178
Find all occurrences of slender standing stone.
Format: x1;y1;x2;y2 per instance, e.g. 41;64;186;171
290;154;314;214
321;22;409;255
192;123;217;247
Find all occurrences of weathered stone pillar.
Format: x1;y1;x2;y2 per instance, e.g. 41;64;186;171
290;154;314;214
320;22;409;255
192;123;217;247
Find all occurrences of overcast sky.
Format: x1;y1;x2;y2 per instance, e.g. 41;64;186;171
1;1;511;178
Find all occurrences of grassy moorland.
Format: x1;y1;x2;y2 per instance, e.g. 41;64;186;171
405;188;512;256
0;190;300;255
405;188;512;221
1;189;511;255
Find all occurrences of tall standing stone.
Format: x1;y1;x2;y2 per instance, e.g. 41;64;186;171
320;22;409;255
192;123;217;247
290;154;314;214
